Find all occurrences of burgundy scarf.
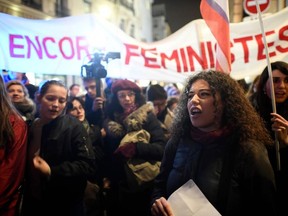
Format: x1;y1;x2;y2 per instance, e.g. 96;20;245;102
190;126;232;145
117;103;138;123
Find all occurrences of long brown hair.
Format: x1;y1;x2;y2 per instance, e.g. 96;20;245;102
0;76;21;148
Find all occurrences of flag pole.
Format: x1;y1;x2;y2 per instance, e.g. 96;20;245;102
255;0;281;171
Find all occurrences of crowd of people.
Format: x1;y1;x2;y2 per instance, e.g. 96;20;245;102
1;62;288;216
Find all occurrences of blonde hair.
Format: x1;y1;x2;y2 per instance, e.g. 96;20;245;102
6;80;29;98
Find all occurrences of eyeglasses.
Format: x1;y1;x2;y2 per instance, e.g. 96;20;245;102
117;92;135;100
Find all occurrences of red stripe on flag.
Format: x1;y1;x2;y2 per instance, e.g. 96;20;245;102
200;0;231;73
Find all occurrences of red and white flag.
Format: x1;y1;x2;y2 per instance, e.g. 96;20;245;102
200;0;231;73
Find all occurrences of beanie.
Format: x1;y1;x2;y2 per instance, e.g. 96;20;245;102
147;84;167;101
111;79;141;94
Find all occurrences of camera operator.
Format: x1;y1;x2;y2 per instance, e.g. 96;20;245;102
81;51;120;130
82;77;105;128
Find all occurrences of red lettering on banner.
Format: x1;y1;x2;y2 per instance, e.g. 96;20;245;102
76;36;90;61
43;37;57;59
255;34;265;60
186;44;209;71
9;34;90;60
266;31;276;58
233;36;253;63
125;44;140;64
255;31;276;60
123;42;213;72
141;48;160;68
161;51;181;72
230;42;235;64
59;37;74;59
180;48;188;71
9;24;288;74
26;36;42;59
123;26;288;73
10;35;25;58
276;25;288;52
206;42;215;68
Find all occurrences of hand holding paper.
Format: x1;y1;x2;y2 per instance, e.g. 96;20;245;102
151;197;174;216
167;179;221;216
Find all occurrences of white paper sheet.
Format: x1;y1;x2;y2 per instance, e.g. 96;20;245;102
168;179;221;216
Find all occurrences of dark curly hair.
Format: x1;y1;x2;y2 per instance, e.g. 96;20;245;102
171;70;273;149
105;91;146;120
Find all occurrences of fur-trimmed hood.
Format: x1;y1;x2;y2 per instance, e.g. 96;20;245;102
104;103;154;139
13;98;36;122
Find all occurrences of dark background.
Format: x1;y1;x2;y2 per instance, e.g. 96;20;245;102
153;0;202;33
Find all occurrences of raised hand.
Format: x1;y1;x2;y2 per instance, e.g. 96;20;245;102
271;112;288;147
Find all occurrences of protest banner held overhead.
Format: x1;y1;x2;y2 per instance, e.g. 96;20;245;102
0;7;287;82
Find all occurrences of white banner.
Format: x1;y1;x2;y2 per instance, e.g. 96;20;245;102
0;7;287;82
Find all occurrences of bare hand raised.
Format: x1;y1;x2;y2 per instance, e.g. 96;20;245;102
92;97;105;111
271;112;288;146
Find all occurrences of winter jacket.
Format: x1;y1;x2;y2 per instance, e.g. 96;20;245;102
102;103;166;216
0;114;27;216
22;115;95;216
84;94;104;127
103;103;165;178
13;98;36;126
151;133;277;216
157;107;174;142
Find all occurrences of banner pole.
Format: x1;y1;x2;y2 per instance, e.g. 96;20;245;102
255;0;281;171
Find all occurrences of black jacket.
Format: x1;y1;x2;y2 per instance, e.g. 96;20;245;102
84;94;104;127
23;115;95;216
103;104;166;185
151;134;277;216
102;103;166;216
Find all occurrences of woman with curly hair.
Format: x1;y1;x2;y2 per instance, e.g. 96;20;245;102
249;61;288;216
151;70;277;216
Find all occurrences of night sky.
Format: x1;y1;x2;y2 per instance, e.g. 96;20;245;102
153;0;202;33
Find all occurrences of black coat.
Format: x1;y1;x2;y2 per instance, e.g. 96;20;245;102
102;104;166;216
84;94;104;127
152;133;277;216
103;104;166;186
23;115;96;216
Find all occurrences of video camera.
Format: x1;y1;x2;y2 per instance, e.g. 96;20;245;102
81;52;121;79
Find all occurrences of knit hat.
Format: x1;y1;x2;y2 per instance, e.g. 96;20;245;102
147;84;167;101
111;79;141;94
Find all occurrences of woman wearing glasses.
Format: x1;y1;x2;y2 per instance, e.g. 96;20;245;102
102;79;166;216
